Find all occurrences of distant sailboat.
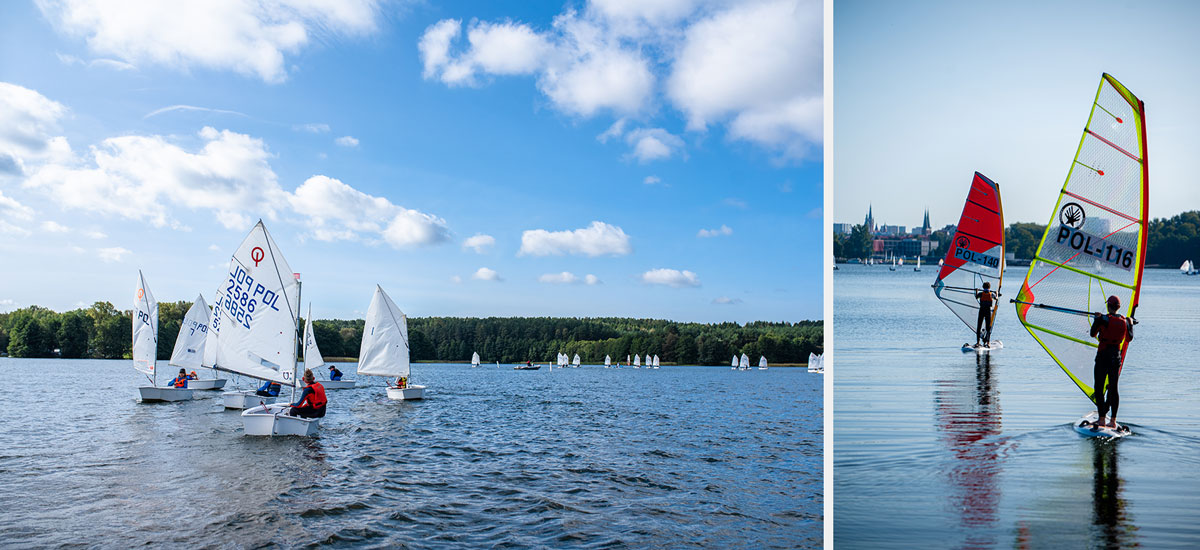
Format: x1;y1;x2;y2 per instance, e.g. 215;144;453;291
471;351;481;368
1182;260;1198;275
758;356;768;370
604;354;612;368
167;294;225;391
808;353;824;374
308;306;354;389
652;355;660;369
633;354;641;369
731;354;738;370
914;257;922;272
889;257;897;271
739;353;750;370
136;271;194;402
572;353;581;368
358;285;424;400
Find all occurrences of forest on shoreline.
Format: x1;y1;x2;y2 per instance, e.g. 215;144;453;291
0;304;822;366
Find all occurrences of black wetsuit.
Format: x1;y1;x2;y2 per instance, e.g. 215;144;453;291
975;290;995;344
1090;314;1132;421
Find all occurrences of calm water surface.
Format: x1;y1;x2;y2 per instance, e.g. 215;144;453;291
0;361;820;549
835;265;1200;548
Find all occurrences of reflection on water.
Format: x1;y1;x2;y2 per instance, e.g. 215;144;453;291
934;352;1003;549
835;266;1200;548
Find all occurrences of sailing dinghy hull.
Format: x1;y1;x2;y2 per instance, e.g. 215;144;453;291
1074;411;1130;438
321;380;356;390
223;390;277;410
386;385;426;400
185;379;227;390
138;386;195;402
962;341;1004;353
242;403;320;436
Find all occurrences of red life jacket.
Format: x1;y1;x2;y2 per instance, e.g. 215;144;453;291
1097;314;1129;351
301;382;327;409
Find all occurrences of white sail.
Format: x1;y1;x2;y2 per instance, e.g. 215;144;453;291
168;294;209;369
740;353;750;368
1182;260;1193;273
653;355;660;367
471;351;480;366
759;356;767;368
634;354;641;366
357;285;410;378
303;304;324;372
605;355;611;366
732;355;738;367
205;220;301;386
133;270;158;377
572;353;581;367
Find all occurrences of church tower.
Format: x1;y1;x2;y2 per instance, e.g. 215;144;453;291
865;204;875;232
922;208;931;235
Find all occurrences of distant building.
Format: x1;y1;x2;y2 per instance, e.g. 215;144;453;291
921;208;932;235
881;225;905;236
864;205;876;233
833;223;854;235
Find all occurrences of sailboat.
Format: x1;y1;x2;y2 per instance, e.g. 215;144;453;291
652;354;660;369
759;356;768;370
1181;260;1198;276
731;354;738;370
914;256;922;272
808;353;824;374
206;221;318;436
167;294;225;390
740;353;750;370
471;351;481;367
933;172;1005;352
604;354;612;368
1012;74;1147;436
307;307;354;389
633;354;641;369
135;271;194;402
358;285;424;400
889;257;896;271
572;353;581;368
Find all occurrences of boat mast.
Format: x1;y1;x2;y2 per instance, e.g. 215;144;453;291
291;279;302;403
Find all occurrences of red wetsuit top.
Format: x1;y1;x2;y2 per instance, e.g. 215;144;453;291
1091;314;1132;352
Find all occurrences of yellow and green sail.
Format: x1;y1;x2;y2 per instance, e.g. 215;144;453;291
1013;73;1148;402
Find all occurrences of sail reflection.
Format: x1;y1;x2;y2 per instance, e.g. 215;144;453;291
934;352;1004;548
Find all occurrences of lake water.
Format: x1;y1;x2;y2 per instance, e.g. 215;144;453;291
834;264;1200;548
0;360;820;549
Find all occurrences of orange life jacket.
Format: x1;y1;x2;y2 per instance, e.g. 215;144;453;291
172;375;187;388
1097;314;1129;351
978;290;994;306
301;382;327;409
188;371;198;380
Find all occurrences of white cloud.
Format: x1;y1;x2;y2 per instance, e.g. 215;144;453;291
519;221;631;257
0;298;16;312
538;271;579;284
723;197;748;209
472;267;501;281
806;206;822;219
208;243;220;251
641;268;700;288
56;52;135;71
712;296;742;305
419;19;462;79
420;19;551;86
84;230;106;239
335;136;359;147
584;273;601;285
643;175;660;185
295;123;330;133
289;175;450;248
0;190;34;236
463;233;496;253
0;82;71;175
450;275;462;284
39;0;383;83
24;126;286;230
143;104;246;119
697;224;732;238
625;127;683;162
98;246;130;263
40;221;69;233
597;118;627;143
667;0;822;159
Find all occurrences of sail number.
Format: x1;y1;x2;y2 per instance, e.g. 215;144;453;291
185;318;208;336
136;310;152;326
222;265;284;329
1054;225;1134;270
953;247;1000;269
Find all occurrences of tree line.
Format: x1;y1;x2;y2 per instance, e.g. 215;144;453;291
835;210;1200;266
0;304;823;366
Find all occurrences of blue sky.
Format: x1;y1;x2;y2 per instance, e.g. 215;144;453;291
0;0;822;322
835;0;1200;230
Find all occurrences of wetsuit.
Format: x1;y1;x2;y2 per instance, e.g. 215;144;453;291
975;290;995;344
1090;313;1132;421
288;382;327;418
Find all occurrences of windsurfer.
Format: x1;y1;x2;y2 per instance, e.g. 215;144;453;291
975;282;996;346
1088;295;1133;429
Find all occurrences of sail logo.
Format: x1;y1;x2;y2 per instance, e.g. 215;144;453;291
1059;202;1086;228
1053;225;1134;270
251;246;265;266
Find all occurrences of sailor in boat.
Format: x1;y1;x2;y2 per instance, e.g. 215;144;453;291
328;365;344;381
974;282;996;347
393;376;408;389
169;369;189;388
284;369;327;419
186;370;199;381
255;380;281;397
1084;296;1133;430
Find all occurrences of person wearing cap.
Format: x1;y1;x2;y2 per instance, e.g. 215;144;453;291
1088;295;1133;429
974;281;997;347
327;365;343;381
286;369;327;418
169;368;189;388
